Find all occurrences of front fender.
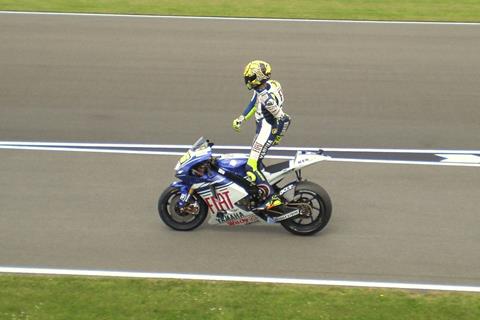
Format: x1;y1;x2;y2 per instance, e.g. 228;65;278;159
170;181;187;189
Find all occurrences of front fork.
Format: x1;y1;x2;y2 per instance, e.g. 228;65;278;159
171;181;194;208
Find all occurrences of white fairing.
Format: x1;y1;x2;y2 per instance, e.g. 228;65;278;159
293;151;330;169
197;183;247;214
196;182;259;226
267;151;330;184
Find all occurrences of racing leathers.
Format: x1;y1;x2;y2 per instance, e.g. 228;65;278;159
236;80;291;207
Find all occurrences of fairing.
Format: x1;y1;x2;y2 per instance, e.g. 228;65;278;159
170;137;328;225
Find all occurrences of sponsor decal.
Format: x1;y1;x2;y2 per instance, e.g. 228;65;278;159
226;214;259;226
216;211;244;224
260;140;274;158
272;209;300;222
204;190;234;213
279;184;294;195
253;142;263;153
297;158;310;164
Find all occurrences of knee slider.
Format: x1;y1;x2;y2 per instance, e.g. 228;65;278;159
246;171;257;182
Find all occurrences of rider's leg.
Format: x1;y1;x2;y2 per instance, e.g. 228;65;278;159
246;120;281;208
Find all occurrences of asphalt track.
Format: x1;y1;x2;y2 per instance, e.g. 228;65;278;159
1;13;479;286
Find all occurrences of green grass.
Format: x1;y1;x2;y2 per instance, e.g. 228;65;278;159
0;0;479;22
1;275;479;320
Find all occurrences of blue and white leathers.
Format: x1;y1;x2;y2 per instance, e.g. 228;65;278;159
242;80;291;193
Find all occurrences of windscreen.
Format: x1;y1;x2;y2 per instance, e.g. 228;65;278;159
191;137;208;151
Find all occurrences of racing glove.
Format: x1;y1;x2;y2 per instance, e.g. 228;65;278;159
273;135;282;146
277;113;291;135
232;115;245;132
272;114;291;145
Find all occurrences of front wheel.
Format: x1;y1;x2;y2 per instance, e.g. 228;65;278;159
158;187;208;231
281;181;332;236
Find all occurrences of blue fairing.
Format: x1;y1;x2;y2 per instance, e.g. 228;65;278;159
175;152;213;184
171;181;186;188
172;138;248;193
172;168;233;202
170;181;189;202
216;157;248;176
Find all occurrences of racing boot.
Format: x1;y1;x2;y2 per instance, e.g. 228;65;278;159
245;158;283;210
263;194;283;210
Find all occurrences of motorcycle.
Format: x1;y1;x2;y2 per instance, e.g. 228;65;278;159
158;137;332;236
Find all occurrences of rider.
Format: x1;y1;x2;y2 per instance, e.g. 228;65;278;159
232;60;291;210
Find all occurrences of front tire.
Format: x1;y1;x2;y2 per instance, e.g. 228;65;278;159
158;187;208;231
281;181;332;236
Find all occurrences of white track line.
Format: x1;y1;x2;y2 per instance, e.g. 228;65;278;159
0;145;186;156
0;145;292;159
1;141;479;154
0;11;479;25
1;267;479;292
327;157;480;167
0;141;193;148
3;143;480;165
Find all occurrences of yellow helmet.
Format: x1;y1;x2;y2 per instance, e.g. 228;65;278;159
243;60;272;90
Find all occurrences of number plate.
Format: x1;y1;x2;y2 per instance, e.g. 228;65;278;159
179;152;191;164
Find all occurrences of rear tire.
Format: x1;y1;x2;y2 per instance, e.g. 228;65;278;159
158;187;208;231
281;181;332;236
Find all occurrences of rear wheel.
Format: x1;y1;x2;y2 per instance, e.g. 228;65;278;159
281;181;332;236
158;187;208;231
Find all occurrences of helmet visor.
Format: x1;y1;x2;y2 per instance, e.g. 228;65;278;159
244;74;257;89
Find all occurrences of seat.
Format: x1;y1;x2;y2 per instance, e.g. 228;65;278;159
263;160;290;174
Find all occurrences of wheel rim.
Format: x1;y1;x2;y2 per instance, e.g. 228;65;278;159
290;190;326;226
165;191;200;225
